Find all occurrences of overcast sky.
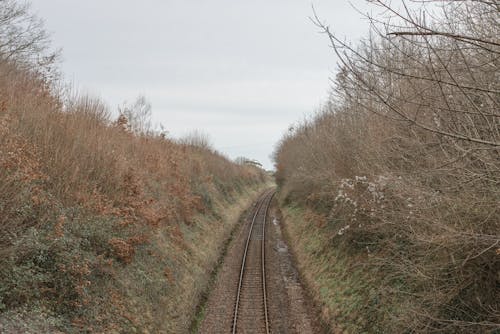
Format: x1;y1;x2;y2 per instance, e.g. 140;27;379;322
30;0;371;170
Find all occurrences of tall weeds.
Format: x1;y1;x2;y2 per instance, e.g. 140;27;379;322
0;2;267;331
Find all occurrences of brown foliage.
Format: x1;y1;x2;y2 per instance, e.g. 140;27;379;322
0;32;266;333
108;238;135;264
0;2;268;332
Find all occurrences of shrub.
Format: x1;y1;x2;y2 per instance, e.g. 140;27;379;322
275;1;499;332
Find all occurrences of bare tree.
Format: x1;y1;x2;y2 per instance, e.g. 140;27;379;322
313;0;499;148
0;0;59;76
271;1;500;331
118;95;153;135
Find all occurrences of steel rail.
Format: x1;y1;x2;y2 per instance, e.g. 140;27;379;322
261;192;274;334
231;190;274;334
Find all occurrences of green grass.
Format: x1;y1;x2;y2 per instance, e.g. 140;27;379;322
281;204;394;334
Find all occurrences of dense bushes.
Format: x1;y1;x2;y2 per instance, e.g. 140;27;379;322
0;1;267;332
275;1;499;332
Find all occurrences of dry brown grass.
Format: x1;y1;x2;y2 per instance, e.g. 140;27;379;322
0;53;267;332
0;2;269;332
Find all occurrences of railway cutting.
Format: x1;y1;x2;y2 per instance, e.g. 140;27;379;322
199;190;320;334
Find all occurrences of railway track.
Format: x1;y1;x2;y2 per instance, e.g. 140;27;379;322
199;188;317;333
232;190;274;334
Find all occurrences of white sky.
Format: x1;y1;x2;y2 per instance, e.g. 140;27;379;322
30;0;372;170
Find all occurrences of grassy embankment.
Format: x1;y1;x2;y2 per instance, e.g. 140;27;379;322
275;1;499;333
0;8;268;332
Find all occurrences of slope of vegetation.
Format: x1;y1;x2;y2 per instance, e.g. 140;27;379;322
274;1;499;333
0;1;268;332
